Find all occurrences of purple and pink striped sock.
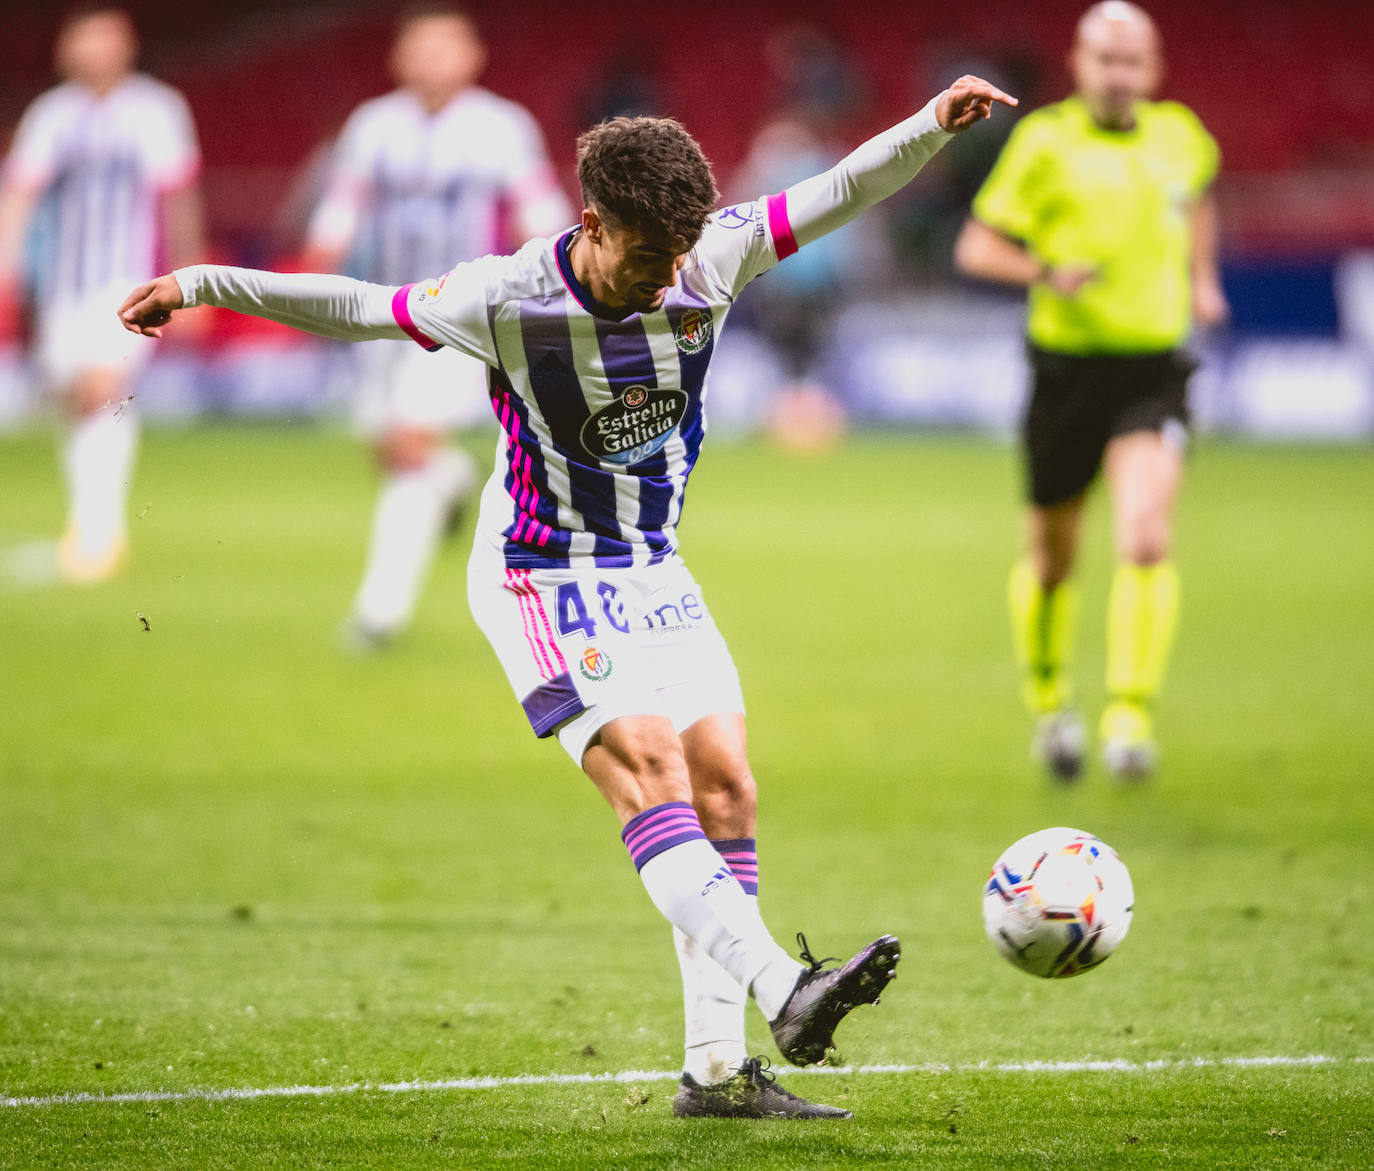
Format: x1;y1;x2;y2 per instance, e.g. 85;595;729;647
711;837;759;896
621;802;708;872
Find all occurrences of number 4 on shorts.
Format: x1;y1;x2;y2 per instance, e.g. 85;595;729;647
556;581;597;639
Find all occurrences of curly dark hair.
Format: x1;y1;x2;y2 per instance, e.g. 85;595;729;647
576;116;720;247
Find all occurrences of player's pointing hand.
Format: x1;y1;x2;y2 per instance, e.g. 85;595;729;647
936;75;1018;133
118;273;184;338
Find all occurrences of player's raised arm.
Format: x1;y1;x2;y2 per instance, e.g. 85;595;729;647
781;75;1017;251
118;266;408;343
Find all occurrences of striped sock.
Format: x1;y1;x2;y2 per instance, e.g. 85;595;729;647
621;802;708;871
625;805;799;1019
675;837;759;1084
712;838;758;896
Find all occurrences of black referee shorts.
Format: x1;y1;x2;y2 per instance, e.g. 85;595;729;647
1022;344;1196;507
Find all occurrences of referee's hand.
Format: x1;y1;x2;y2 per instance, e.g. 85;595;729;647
119;274;184;338
937;75;1018;133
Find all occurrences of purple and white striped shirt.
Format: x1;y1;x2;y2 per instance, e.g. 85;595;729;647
4;74;199;299
392;195;796;570
307;87;570;286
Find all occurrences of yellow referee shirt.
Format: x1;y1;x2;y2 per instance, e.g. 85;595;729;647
972;96;1219;356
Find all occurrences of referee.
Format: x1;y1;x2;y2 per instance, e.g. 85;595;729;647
954;0;1227;780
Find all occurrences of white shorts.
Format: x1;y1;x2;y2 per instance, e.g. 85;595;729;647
351;338;491;437
36;280;151;389
467;536;746;765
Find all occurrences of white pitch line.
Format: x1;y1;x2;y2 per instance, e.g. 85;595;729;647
3;1054;1367;1111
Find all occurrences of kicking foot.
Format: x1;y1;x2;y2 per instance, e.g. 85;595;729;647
1032;708;1086;783
769;933;899;1066
672;1056;850;1119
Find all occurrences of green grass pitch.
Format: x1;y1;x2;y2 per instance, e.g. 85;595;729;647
1;426;1371;1168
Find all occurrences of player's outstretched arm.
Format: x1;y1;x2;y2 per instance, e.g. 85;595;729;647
783;76;1017;252
119;265;408;343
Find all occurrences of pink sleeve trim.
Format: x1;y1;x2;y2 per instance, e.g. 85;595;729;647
766;191;798;261
391;283;441;351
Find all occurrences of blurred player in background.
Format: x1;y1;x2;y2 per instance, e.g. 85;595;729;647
0;5;202;583
121;74;1016;1120
955;1;1226;781
301;3;571;648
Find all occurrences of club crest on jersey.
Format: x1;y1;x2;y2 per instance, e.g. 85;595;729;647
579;646;613;682
581;385;688;466
674;309;712;355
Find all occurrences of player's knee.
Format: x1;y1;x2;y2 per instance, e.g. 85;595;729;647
1118;513;1171;565
607;725;693;809
376;428;438;473
68;371;124;417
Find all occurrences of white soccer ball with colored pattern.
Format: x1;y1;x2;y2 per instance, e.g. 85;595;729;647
982;827;1134;978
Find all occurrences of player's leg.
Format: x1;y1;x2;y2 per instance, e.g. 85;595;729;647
57;366;138;583
581;715;806;1022
673;714;754;1089
589;714;884;1118
347;345;479;646
1101;426;1184;778
1011;352;1105;780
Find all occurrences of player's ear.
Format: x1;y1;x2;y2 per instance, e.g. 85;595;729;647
581;207;603;243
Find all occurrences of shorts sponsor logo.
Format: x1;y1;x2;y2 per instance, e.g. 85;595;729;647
674;309;712;355
579;646;613;681
581;385;688;465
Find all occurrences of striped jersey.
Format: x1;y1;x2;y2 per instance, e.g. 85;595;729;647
4;74;199;298
307;86;570;285
391;195;797;569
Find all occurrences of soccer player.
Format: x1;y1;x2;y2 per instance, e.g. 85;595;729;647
120;74;1016;1119
0;5;202;582
954;1;1226;781
301;4;572;647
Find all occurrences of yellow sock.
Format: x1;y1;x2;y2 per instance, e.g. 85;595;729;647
1105;561;1180;709
1008;559;1079;715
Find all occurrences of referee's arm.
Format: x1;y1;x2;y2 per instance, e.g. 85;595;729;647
954;218;1096;298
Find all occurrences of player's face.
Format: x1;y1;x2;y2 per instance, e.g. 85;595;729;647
56;11;138;91
1071;15;1160;128
589;218;693;315
391;15;486;102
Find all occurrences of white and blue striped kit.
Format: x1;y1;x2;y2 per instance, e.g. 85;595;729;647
5;74;198;298
392;195;794;571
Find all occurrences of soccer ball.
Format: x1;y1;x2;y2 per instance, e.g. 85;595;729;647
982;826;1134;979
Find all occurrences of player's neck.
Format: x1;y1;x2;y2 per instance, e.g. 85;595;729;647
412;83;469;115
75;71;129;98
566;230;622;313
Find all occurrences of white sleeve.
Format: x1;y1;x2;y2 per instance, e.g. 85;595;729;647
397;256;501;365
4;95;61;191
175;265;406;342
690;199;788;300
776;95;951;252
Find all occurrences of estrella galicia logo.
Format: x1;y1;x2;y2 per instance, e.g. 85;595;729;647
674;308;712;355
579;645;613;682
581;385;688;465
